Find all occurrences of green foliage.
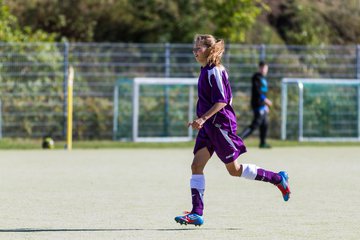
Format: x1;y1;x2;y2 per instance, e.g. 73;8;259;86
0;2;62;138
206;0;266;42
324;8;360;44
245;21;285;44
0;1;19;41
4;0;263;43
4;0;360;45
273;0;330;45
96;0;264;43
0;0;55;42
74;97;113;139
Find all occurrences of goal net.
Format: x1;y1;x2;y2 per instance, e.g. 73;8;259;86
113;77;198;142
281;78;360;141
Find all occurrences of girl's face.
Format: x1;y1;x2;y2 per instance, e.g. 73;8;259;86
193;43;208;66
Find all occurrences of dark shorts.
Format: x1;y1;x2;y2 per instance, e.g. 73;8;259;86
193;123;247;164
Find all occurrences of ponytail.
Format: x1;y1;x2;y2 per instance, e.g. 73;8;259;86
207;39;224;67
194;34;225;67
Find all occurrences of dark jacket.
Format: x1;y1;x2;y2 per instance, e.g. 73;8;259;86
250;72;268;111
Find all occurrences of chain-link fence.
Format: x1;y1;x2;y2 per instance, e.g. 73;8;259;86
0;42;359;140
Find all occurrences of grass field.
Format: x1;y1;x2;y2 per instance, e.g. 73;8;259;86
1;137;360;149
0;147;359;240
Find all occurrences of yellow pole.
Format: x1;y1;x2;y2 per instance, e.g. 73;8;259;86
66;66;74;150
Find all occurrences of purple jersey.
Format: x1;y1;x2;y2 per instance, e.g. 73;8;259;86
194;64;246;163
196;64;237;133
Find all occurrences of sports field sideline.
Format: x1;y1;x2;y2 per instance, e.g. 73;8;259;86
0;147;359;240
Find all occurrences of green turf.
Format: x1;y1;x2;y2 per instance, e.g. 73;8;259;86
0;137;360;149
0;148;359;239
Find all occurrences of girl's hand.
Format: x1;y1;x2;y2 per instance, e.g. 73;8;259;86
188;102;225;130
188;117;206;130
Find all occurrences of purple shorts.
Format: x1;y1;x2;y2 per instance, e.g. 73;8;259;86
193;123;247;164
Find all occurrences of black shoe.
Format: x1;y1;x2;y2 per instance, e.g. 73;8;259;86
259;143;272;149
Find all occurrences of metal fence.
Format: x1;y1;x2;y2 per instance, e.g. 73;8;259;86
0;42;359;140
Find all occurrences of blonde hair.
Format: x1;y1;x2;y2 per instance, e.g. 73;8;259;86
194;34;225;66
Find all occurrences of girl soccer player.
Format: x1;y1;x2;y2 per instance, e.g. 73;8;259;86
174;34;291;226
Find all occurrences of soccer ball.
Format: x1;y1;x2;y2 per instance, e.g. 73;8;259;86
42;137;55;149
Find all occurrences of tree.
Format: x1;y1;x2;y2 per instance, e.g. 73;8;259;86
206;0;267;42
0;0;55;42
4;0;264;43
269;0;330;45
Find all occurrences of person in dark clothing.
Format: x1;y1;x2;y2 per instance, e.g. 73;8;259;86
240;61;272;148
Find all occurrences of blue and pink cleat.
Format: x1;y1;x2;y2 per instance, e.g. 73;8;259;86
277;171;291;201
175;212;204;226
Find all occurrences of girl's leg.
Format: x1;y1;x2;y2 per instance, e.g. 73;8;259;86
225;160;291;201
190;147;211;216
225;160;280;183
175;147;211;226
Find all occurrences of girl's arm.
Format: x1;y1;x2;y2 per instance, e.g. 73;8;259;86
188;102;227;130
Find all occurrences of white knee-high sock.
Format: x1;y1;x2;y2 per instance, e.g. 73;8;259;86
241;164;258;180
241;164;282;184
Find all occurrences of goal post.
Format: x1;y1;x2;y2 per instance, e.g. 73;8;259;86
114;77;198;142
281;78;360;142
